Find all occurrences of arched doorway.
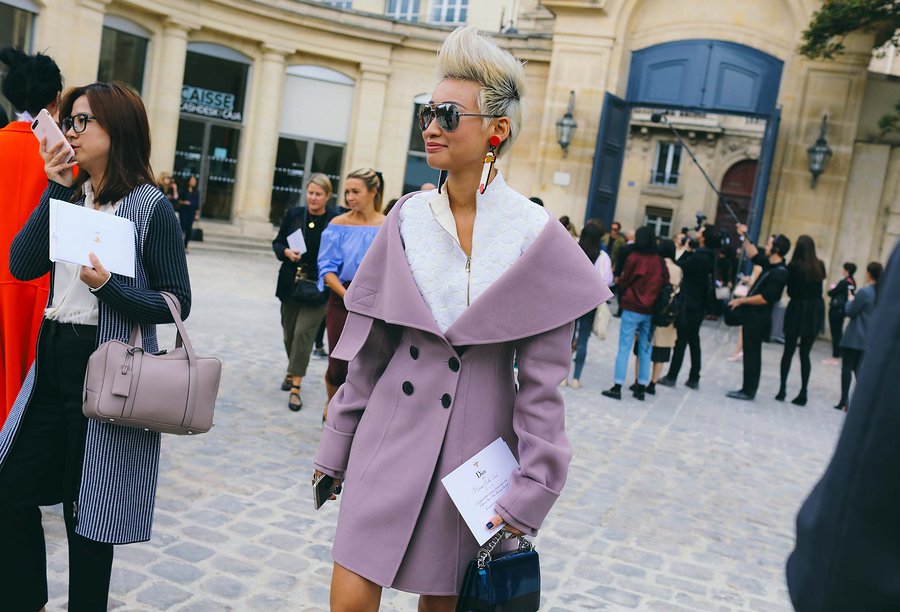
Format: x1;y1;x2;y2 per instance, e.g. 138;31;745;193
717;160;757;227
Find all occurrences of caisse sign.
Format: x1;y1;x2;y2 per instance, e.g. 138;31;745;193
180;86;243;122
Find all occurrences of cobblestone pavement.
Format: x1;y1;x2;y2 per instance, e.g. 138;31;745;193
43;248;845;611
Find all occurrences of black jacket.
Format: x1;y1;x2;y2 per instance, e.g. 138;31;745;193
787;243;899;611
677;247;714;316
272;205;338;301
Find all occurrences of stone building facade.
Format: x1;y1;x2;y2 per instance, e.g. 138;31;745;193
1;0;897;274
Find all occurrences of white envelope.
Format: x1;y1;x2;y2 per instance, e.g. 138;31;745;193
441;437;521;545
286;228;307;255
49;198;136;278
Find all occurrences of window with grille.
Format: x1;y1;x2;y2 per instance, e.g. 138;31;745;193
386;0;420;21
644;206;673;238
651;142;682;185
322;0;352;8
430;0;467;24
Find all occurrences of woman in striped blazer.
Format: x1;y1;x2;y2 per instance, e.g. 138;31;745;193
0;82;191;611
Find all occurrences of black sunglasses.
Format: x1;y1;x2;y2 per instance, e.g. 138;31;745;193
417;103;501;132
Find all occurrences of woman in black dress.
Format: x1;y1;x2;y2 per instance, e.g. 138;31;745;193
777;235;826;405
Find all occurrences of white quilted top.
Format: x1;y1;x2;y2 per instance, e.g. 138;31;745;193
399;173;549;333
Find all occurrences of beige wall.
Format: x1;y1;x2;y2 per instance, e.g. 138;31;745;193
10;0;894;272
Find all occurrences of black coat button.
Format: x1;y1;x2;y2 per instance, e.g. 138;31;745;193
441;393;452;409
409;346;419;360
402;381;414;395
448;357;460;372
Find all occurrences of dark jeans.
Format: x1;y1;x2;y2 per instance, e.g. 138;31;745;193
667;314;703;382
828;308;844;358
741;310;769;397
840;348;864;407
0;320;114;611
572;309;597;380
780;331;816;394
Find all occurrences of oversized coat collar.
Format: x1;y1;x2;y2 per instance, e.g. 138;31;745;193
343;193;612;346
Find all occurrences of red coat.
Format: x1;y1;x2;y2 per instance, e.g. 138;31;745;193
619;252;668;314
0;122;51;422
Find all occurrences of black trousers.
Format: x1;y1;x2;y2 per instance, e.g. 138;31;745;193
667;314;703;382
828;308;844;358
840;348;864;407
741;310;769;397
0;320;114;612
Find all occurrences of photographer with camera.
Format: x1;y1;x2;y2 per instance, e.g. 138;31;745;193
725;224;790;401
658;222;720;389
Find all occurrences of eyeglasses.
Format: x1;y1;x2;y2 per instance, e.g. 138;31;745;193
61;113;97;134
417;103;501;132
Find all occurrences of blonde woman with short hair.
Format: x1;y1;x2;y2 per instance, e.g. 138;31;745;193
312;28;609;610
272;173;337;410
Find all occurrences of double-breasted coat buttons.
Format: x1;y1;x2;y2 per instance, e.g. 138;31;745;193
448;357;460;372
409;346;420;360
441;393;452;409
402;381;414;395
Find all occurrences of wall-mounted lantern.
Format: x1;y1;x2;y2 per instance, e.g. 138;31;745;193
807;114;833;188
556;90;577;157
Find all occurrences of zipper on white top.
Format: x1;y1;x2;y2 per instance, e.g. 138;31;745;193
465;256;472;306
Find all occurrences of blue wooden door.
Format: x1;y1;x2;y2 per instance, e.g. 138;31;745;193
748;107;781;242
585;93;629;227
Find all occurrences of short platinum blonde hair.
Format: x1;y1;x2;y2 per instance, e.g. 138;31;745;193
437;26;526;157
306;172;333;196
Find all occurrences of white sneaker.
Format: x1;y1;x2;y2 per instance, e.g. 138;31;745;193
570;379;582;390
822;357;840;366
559;379;568;387
727;352;743;362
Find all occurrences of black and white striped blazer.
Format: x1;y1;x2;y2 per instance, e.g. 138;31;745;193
0;180;191;544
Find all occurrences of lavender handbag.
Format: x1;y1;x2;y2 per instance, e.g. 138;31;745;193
82;292;221;435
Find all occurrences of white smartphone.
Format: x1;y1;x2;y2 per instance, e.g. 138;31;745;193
30;108;75;163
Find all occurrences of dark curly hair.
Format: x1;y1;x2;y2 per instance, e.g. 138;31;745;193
0;47;62;116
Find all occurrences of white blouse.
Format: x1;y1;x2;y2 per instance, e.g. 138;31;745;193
399;173;549;333
45;183;122;325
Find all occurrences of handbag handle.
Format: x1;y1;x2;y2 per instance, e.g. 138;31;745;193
476;531;534;570
126;292;196;361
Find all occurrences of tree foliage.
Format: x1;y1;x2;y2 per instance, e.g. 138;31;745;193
799;0;900;60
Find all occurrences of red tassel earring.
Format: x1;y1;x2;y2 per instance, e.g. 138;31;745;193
479;135;502;195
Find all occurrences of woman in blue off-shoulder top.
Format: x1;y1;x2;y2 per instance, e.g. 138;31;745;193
317;168;385;419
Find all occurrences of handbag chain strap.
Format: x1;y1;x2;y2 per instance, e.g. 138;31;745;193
476;531;535;570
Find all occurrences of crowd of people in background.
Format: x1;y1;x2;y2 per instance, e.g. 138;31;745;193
543;211;885;413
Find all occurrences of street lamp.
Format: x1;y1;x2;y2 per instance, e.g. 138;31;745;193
807;114;832;188
556;90;577;158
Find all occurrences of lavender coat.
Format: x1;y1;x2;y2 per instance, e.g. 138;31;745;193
313;196;612;595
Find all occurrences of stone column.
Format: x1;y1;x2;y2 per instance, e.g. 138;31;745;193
232;45;290;228
147;20;193;176
346;63;391;172
64;0;111;86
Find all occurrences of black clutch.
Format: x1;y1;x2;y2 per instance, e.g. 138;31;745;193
456;532;540;612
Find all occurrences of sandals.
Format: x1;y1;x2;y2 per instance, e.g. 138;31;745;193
281;375;292;391
288;386;303;412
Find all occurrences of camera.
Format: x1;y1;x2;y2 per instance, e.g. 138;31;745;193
694;212;707;231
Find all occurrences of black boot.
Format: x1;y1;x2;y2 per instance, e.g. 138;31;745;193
633;384;646;401
792;391;808;406
645;382;656;395
602;384;622;400
775;386;786;401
